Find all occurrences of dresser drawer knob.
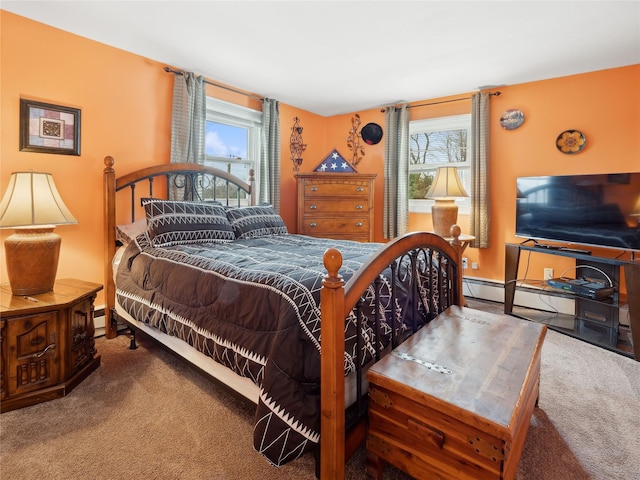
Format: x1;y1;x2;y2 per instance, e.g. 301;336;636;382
310;187;318;191
309;205;317;209
355;205;363;209
355;222;363;227
309;222;317;227
356;187;364;192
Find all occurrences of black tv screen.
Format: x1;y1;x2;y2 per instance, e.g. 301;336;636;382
515;173;640;252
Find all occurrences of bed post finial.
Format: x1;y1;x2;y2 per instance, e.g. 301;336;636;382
323;248;343;284
104;155;115;171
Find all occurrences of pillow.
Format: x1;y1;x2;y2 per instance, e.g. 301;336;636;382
142;198;235;247
226;204;288;239
116;218;148;245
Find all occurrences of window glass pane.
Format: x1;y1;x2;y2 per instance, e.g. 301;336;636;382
409;172;435;199
410;129;468;166
205;121;247;159
408;115;471;212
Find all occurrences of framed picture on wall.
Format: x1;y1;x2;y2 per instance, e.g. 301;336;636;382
19;99;81;155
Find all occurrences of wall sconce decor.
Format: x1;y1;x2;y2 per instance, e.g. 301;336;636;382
290;117;307;172
347;113;365;167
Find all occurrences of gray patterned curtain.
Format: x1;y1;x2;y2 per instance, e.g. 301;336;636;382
259;98;281;210
383;104;409;239
169;71;206;200
170;71;206;165
469;92;491;247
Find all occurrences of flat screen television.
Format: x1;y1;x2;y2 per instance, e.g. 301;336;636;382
515;173;640;252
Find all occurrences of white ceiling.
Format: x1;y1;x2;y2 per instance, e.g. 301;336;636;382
3;1;639;117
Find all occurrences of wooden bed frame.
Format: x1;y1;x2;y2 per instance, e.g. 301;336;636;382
103;156;465;480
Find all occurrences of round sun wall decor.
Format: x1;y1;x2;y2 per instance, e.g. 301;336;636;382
556;130;586;154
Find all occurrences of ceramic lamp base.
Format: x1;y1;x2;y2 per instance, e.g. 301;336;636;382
431;199;459;238
5;227;61;296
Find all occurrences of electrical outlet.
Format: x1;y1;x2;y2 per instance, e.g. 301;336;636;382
471;262;478;270
462;257;468;269
544;268;554;280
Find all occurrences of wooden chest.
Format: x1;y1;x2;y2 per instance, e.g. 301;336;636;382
366;306;546;480
296;172;376;242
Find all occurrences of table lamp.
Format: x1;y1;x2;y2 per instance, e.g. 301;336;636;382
0;171;78;295
425;166;469;237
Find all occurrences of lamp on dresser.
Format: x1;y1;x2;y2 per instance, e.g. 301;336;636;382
425;166;469;237
0;171;78;295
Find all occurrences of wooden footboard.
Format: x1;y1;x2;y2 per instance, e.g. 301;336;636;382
320;230;464;480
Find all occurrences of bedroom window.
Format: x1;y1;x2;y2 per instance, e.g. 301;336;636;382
205;97;261;202
408;114;471;214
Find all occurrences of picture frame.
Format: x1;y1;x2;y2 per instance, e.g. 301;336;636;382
20;99;81;155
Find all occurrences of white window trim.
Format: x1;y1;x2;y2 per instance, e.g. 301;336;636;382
205;97;262;192
408;114;471;214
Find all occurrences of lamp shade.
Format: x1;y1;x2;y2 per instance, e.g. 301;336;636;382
425;166;469;199
0;171;78;227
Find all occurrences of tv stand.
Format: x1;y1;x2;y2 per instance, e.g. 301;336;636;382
505;243;639;361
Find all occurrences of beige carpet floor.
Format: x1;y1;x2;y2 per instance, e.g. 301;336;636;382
1;303;639;479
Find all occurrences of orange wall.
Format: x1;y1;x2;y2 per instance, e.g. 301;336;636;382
2;11;639;307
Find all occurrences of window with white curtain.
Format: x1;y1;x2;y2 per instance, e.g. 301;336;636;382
408;114;472;214
205;97;261;200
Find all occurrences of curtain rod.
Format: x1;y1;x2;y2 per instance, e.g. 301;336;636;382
164;67;264;102
382;91;501;112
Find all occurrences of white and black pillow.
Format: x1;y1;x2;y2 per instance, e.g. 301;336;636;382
226;204;288;239
142;198;235;247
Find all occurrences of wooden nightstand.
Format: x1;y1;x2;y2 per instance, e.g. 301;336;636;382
0;278;103;412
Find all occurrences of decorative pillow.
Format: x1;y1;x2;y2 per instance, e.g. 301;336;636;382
226;204;288;239
116;218;148;245
142;198;235;247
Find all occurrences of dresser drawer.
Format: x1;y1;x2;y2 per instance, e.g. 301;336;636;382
302;198;370;214
300;216;370;235
301;179;371;197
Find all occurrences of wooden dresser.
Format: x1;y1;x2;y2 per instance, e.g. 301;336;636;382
296;172;376;242
0;278;103;412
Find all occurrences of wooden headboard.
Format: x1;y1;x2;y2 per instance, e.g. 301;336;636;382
103;156;255;338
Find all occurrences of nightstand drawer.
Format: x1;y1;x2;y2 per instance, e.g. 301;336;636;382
6;311;60;396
